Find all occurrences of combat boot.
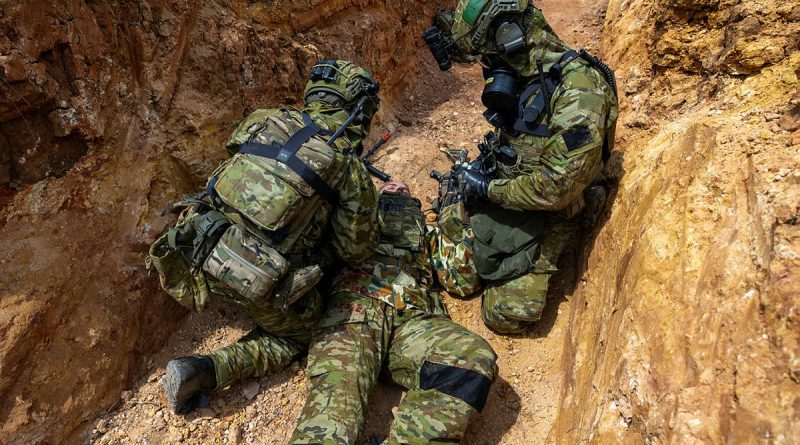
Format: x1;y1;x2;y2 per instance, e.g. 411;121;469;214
163;355;217;414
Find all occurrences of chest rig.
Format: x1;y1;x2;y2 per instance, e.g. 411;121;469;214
378;192;425;253
484;49;617;161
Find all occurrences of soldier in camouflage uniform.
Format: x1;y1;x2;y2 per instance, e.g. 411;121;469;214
290;181;498;445
155;60;380;414
426;1;619;333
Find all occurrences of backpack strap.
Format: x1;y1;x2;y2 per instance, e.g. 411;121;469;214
238;124;339;204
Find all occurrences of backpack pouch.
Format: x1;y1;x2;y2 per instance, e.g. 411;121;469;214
211;154;303;232
148;230;210;312
203;225;289;303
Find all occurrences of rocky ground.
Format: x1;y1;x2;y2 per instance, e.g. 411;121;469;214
84;1;610;444
1;0;797;444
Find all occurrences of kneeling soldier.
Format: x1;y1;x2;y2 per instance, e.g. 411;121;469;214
147;60;381;414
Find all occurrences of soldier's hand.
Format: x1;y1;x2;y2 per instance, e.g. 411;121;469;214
460;169;490;200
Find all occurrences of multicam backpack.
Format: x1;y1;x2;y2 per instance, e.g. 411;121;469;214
210;108;350;248
148;59;380;312
148;110;351;311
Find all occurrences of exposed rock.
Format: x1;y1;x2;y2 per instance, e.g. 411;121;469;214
241;381;260;401
553;0;800;443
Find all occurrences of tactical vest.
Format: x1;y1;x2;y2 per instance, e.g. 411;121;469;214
148;109;351;312
495;49;617;169
378;192;425;254
333;192;430;311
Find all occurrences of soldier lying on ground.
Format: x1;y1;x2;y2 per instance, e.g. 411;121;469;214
146;60;381;414
290;181;498;445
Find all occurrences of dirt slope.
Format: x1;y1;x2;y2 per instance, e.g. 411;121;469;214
552;0;800;443
0;1;448;443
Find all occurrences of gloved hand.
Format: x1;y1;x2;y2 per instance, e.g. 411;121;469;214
459;168;490;200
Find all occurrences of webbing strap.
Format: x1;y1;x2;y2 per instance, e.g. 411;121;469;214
239;125;338;204
512;121;550;137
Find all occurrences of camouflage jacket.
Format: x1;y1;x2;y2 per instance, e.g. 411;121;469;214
222;104;378;267
484;9;619;215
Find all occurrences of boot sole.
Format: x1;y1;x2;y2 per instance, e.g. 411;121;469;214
163;360;189;414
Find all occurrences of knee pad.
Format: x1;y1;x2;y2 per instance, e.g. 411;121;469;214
419;361;493;411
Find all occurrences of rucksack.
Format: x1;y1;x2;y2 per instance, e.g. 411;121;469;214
148;109;349;310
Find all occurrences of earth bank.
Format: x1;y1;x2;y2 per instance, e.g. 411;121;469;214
0;0;797;444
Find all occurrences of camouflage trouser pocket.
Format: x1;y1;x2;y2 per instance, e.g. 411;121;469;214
147;232;209;311
203;225;289;303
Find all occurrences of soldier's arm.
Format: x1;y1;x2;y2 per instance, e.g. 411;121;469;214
330;155;379;265
487;67;610;211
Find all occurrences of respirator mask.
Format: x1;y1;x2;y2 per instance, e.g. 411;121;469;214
422;13;526;71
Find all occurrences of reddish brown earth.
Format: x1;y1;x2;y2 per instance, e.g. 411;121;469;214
1;0;798;444
0;1;449;443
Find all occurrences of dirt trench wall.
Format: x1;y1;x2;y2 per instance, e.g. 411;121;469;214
553;0;800;443
0;1;446;443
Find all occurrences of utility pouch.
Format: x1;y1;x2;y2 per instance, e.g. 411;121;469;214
203;225;289;303
274;265;323;310
146;205;229;312
470;204;545;281
147;231;210;312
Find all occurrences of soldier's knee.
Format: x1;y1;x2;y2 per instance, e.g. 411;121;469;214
419;360;495;412
480;275;548;333
481;303;529;334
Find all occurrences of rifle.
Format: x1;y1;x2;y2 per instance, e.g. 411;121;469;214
430;148;468;213
362;132;393;182
429;132;518;213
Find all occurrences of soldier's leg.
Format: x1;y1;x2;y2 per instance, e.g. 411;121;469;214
290;293;392;445
481;271;550;334
163;328;303;414
206;327;306;388
385;315;497;444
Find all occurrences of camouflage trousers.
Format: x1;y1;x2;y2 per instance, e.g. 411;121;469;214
290;292;498;444
479;221;576;334
206;289;324;388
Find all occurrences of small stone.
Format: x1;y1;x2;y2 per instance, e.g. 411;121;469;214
242;381;260;400
198;407;216;419
227;426;243;444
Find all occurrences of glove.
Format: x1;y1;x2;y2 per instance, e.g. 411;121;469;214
460;168;490;200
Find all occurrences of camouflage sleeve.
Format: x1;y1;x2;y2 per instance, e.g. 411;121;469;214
329;155;379;265
487;65;611;211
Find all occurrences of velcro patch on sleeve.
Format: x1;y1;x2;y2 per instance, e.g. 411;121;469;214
562;126;593;152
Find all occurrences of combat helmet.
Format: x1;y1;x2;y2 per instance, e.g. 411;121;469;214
451;0;529;55
304;60;380;120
